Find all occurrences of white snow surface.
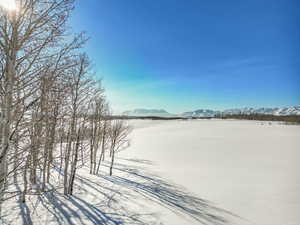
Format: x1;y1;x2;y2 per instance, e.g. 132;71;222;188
122;119;300;225
2;119;300;225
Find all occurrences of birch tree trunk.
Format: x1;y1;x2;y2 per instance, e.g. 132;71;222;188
0;12;17;215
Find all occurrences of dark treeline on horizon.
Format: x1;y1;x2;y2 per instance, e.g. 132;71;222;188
218;114;300;124
111;114;300;124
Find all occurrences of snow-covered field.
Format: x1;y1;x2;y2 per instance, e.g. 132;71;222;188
121;119;300;225
2;119;300;225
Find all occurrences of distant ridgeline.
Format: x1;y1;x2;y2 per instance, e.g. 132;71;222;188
122;108;176;117
181;107;300;117
118;107;300;123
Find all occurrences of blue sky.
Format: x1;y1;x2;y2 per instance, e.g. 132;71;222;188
70;0;300;113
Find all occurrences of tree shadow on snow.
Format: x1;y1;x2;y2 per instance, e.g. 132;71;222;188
3;158;241;225
92;159;239;225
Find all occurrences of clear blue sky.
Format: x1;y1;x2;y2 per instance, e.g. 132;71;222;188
70;0;300;113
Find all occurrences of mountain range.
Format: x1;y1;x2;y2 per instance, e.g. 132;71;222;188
122;107;300;118
123;109;175;117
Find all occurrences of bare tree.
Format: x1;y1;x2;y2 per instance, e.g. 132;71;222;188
108;120;132;176
63;54;94;195
88;95;107;175
0;0;84;208
0;1;133;213
96;113;110;175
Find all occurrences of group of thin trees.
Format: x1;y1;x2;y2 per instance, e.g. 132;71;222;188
0;0;131;215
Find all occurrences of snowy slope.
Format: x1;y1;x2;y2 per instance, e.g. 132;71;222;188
123;119;300;225
3;120;300;225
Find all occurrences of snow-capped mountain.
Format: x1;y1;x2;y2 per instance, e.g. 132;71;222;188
182;107;300;117
123;109;175;117
182;109;220;117
272;107;300;116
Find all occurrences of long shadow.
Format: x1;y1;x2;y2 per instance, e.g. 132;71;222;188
116;157;155;166
10;179;157;225
15;180;33;225
18;203;33;225
52;158;238;225
3;158;241;225
93;160;238;225
40;191;157;225
42;192;82;225
0;181;33;225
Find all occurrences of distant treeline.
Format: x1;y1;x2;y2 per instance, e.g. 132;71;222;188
111;116;188;120
216;114;300;124
111;114;300;124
